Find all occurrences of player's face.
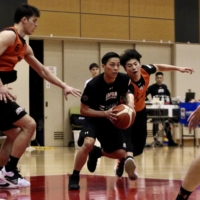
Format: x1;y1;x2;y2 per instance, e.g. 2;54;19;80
124;59;141;81
102;57;120;80
23;16;38;35
90;67;99;78
155;75;163;85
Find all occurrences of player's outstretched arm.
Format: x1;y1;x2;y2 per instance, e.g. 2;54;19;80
154;64;194;74
24;45;82;100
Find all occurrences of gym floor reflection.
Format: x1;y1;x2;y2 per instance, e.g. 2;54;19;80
1;145;200;200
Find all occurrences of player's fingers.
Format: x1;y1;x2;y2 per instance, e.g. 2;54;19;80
188;120;198;129
112;108;118;113
5;93;17;102
188;113;195;121
75;90;82;96
3;95;7;103
64;95;68;101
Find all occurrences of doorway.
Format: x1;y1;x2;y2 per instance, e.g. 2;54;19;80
29;40;44;146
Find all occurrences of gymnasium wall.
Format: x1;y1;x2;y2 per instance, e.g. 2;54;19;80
28;0;174;42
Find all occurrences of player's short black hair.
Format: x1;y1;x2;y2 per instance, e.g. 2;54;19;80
14;3;40;23
155;72;163;76
89;63;99;70
101;52;120;65
120;49;142;68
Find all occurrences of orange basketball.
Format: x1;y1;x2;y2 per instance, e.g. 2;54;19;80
112;104;136;129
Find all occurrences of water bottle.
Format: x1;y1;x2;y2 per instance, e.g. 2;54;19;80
163;135;169;146
165;96;170;105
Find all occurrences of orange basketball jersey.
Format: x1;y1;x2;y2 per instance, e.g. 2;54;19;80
131;68;150;112
0;27;27;72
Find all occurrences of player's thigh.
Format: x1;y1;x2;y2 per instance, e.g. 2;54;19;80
13;114;36;131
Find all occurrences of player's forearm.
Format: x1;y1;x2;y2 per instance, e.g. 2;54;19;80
39;67;66;89
155;64;181;72
80;107;105;117
126;94;134;109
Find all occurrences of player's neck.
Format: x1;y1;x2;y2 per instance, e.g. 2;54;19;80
14;24;26;38
131;74;141;82
103;74;115;84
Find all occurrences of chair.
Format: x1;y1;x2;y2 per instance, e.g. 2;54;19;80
69;106;85;148
69;106;85;130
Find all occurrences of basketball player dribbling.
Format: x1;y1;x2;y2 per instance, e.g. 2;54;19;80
68;52;134;190
0;3;81;188
115;49;194;181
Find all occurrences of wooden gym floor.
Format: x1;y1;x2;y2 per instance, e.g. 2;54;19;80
1;143;200;200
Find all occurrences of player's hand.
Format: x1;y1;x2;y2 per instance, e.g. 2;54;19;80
178;67;194;74
104;108;117;122
63;85;82;100
188;106;200;129
0;85;16;103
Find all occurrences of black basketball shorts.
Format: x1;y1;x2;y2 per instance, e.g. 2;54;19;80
0;100;27;131
96;119;127;153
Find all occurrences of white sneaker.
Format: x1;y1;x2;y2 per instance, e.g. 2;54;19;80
124;158;138;180
0;167;30;188
0;178;18;189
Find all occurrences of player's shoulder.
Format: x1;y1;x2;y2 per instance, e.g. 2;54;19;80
142;64;157;75
0;28;16;43
162;84;168;88
86;73;103;88
142;64;156;69
117;72;129;80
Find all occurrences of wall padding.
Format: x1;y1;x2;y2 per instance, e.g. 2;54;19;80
34;11;80;37
130;18;174;42
81;14;129;40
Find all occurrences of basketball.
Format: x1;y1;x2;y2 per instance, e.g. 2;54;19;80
112;104;136;129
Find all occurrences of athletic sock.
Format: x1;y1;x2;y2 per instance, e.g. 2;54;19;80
72;170;80;176
5;155;19;172
176;186;192;200
125;156;134;161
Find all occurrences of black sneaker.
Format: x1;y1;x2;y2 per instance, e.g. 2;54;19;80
68;174;80;190
114;158;125;177
87;146;101;173
168;141;178;147
154;141;163;147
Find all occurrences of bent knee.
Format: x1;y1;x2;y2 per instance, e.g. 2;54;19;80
82;137;95;151
114;149;126;159
17;116;36;133
25;118;36;132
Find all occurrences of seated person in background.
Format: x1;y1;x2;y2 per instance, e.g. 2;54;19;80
146;72;178;146
84;63;100;88
185;89;195;102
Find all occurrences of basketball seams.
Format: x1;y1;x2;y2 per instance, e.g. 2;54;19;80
113;104;135;129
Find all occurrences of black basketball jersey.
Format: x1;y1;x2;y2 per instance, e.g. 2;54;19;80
81;72;130;111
